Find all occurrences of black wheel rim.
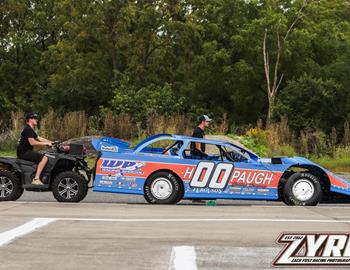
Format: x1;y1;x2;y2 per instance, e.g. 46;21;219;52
58;178;78;199
0;177;13;198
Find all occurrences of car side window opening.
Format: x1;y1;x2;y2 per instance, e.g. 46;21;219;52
140;139;182;156
221;145;249;162
183;142;224;161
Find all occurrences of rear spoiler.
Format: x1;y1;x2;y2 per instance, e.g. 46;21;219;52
92;137;130;153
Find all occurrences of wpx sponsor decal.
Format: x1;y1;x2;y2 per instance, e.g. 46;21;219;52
273;233;350;266
100;159;144;173
101;145;119;152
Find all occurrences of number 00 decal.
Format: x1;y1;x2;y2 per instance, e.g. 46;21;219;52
189;161;234;190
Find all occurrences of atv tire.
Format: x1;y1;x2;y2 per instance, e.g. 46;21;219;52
52;171;88;202
0;171;23;201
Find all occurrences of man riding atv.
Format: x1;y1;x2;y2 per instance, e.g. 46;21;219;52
17;112;53;185
0;113;90;202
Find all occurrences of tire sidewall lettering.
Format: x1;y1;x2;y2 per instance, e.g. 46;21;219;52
283;172;322;206
144;172;181;204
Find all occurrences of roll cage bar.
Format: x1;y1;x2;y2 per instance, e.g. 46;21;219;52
133;134;259;161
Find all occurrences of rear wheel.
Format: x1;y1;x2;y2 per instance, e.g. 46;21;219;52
282;172;322;206
144;171;182;204
52;171;88;202
0;171;23;201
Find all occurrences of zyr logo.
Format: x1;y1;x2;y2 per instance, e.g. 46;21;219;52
273;233;350;266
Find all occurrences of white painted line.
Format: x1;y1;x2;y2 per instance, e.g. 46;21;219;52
169;246;198;270
3;201;350;209
57;217;350;223
251;205;350;209
0;218;56;247
14;201;129;206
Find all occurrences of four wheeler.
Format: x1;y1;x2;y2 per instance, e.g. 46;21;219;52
0;142;91;202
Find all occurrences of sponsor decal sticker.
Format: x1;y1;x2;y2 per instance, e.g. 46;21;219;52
102;175;118;181
259;158;272;163
128;182;138;188
231;170;274;186
190;187;223;193
99;180;113;185
101;145;119;152
100;159;144;173
124;177;137;181
273;233;350;266
257;188;270;193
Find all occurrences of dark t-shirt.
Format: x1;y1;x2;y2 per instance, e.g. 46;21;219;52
17;125;38;156
191;126;206;153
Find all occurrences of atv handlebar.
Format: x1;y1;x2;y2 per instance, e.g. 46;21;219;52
51;141;61;151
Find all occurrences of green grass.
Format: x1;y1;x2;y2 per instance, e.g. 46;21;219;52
0;150;16;157
311;156;350;173
228;134;350;172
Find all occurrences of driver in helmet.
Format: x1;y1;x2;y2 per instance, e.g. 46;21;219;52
17;113;53;185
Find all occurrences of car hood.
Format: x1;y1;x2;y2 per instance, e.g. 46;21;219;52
260;156;350;196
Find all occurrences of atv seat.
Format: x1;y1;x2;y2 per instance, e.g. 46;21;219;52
16;159;37;167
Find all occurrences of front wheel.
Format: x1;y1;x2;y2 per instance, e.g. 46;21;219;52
52;171;88;202
282;172;322;206
0;171;23;201
144;171;182;204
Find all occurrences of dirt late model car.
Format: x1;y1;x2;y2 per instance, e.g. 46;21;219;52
92;134;350;206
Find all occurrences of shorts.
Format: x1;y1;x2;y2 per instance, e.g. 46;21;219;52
18;150;44;164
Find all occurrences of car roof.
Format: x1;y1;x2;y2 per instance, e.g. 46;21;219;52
133;133;260;160
134;133;231;148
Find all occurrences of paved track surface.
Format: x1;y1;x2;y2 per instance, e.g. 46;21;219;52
1;193;350;270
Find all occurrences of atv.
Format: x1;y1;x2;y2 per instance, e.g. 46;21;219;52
0;142;91;202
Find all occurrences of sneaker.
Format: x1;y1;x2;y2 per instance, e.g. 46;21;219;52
32;178;44;185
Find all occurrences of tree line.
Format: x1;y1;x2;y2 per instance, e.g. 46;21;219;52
1;0;350;137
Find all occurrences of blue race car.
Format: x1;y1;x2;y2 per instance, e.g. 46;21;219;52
92;134;350;205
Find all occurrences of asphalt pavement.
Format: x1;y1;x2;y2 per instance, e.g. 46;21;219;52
1;193;350;270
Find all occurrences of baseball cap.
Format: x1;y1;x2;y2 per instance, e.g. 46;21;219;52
199;115;212;122
25;112;39;120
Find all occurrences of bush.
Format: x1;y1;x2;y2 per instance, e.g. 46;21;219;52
275;75;345;132
238;119;297;157
112;82;186;122
100;111;136;139
0;112;23;151
145;114;193;137
297;130;331;157
239;133;269;157
40;110;88;141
